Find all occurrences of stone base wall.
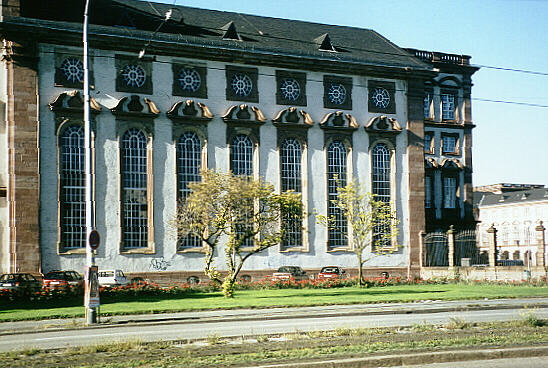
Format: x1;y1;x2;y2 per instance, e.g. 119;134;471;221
127;267;411;286
422;266;548;281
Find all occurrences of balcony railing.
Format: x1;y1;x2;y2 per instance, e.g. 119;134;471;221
404;48;471;66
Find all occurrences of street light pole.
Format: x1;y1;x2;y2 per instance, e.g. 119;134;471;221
83;0;97;325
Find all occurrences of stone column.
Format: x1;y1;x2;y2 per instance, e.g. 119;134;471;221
535;221;546;267
4;38;41;273
487;224;497;267
418;231;425;269
406;77;427;270
447;225;455;267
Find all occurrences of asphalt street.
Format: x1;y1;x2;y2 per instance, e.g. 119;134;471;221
2;298;548;352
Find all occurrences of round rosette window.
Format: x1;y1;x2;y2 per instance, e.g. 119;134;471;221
371;87;390;108
327;83;346;105
280;78;301;101
122;64;146;88
178;68;201;92
60;58;84;83
231;73;253;97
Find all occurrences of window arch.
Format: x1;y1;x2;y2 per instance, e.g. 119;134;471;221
59;125;85;249
121;128;148;248
280;138;302;249
177;131;203;248
230;134;253;176
372;143;392;248
327;140;348;249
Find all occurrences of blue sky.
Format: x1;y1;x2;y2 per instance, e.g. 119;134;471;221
142;0;548;186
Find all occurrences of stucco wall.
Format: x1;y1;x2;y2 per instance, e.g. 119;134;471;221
39;44;412;274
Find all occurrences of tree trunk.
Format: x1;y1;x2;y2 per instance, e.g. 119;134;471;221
357;253;364;287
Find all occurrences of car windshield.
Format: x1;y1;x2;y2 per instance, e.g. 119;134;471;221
321;267;339;273
44;272;65;280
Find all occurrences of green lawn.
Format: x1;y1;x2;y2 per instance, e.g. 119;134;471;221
1;283;547;322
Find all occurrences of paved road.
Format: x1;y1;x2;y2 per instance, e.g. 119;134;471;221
2;302;548;352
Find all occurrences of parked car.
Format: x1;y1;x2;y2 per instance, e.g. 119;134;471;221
42;270;84;291
0;273;42;295
317;266;346;281
98;270;129;287
272;266;308;281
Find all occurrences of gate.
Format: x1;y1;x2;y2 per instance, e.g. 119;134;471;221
424;232;448;266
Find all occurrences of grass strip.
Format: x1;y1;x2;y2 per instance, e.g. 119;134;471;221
2;283;548;322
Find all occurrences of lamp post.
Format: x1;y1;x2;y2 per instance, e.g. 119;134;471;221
83;0;98;325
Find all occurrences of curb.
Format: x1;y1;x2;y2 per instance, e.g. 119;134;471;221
250;345;548;367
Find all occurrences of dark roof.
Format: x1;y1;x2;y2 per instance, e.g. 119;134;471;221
10;0;433;73
477;188;548;207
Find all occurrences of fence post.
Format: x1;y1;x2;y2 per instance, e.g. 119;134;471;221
487;224;497;267
535;221;546;267
419;231;425;269
447;225;455;267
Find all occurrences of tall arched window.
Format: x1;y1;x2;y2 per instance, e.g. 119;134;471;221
280;138;302;249
121;128;148;248
230;134;254;247
230;134;253;176
372;143;392;247
327;140;347;249
59;125;85;248
177;131;202;248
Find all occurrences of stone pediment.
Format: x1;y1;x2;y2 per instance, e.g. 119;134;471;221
272;107;313;128
365;115;402;134
425;157;439;169
319;111;358;131
167;100;213;123
110;95;159;118
222;104;266;125
441;158;463;170
49;90;101;113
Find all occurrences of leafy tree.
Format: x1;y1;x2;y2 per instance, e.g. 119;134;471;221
174;170;302;297
316;180;399;286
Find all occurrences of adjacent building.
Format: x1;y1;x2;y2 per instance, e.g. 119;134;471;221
0;0;478;279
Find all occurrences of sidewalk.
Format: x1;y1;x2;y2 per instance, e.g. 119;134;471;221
2;297;547;336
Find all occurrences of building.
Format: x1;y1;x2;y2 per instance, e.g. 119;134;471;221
0;0;478;279
475;184;548;265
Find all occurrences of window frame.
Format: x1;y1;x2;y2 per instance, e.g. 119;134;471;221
424;131;434;154
325;138;352;251
172;63;208;98
370;140;398;251
323;75;353;110
279;136;309;252
368;80;396;114
118;124;155;254
175;129;207;252
54;49;94;89
441;133;460;155
440;89;458;121
226;65;259;103
115;55;153;94
57;122;87;253
424;88;433;120
276;70;307;106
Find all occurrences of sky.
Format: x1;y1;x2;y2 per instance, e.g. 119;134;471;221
142;0;548;186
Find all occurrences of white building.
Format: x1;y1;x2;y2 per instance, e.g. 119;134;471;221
0;0;478;280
